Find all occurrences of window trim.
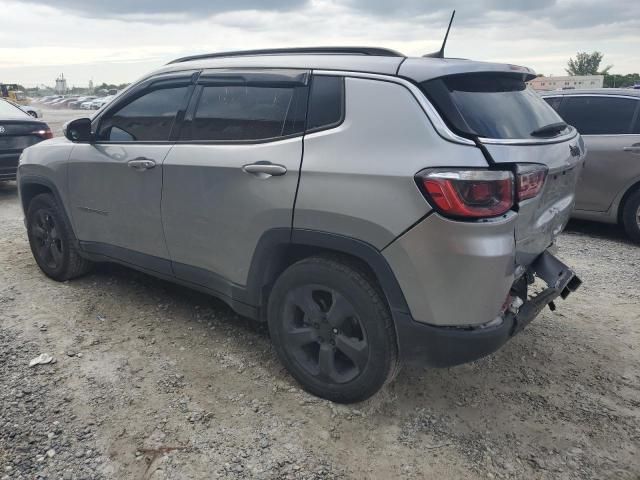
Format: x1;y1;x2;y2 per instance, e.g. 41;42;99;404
90;72;198;145
175;68;312;145
542;94;640;137
305;74;346;135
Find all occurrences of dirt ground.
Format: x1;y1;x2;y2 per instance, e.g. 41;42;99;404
1;109;639;479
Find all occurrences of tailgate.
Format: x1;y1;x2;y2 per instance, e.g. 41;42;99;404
482;134;585;265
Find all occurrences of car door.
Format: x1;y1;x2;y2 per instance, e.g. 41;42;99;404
555;95;640;212
67;75;194;273
161;69;309;297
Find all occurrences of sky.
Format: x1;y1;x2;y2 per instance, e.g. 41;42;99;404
1;0;638;88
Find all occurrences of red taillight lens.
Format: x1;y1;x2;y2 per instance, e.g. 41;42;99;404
31;128;53;140
516;165;547;201
418;169;514;219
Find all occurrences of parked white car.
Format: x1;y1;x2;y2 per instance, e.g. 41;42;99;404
89;95;114;110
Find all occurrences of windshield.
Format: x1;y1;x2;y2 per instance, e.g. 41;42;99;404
421;73;567;139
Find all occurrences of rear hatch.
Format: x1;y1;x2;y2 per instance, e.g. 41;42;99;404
419;72;585;266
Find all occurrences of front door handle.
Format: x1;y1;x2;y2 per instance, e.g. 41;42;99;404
127;158;156;170
242;162;287;177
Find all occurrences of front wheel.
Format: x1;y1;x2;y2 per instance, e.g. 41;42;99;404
267;256;399;403
622;188;640;244
26;193;92;281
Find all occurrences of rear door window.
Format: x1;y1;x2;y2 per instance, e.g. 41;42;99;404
558;96;638;135
186;86;298;141
421;73;566;140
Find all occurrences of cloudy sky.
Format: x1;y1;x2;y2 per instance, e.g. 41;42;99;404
1;0;638;88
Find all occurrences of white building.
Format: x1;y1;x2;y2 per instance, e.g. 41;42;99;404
55;73;67;94
528;75;604;91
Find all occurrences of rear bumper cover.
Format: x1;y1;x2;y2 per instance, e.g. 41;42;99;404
0;152;20;180
395;250;581;367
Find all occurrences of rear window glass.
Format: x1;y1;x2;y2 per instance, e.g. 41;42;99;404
558;96;638;135
421;73;566;139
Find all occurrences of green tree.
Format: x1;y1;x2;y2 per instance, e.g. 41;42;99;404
603;73;640;88
566;51;612;76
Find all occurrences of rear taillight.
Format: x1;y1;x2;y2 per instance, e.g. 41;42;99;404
32;128;53;140
417;169;514;219
516;164;547;201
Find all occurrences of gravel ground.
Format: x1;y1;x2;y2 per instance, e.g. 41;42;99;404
1;109;639;479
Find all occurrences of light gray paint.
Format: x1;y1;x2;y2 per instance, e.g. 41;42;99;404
383;212;517;327
482;136;585;265
67;143;173;259
162;137;303;286
293;75;489;249
398;57;536;83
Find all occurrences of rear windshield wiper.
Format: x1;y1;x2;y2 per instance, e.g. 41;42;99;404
530;122;568;137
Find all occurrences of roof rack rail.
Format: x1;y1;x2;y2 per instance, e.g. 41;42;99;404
168;47;405;64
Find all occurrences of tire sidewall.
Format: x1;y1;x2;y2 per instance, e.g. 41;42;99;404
268;259;394;402
26;194;72;280
622;189;640;244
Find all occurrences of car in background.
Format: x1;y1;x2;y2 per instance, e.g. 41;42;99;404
541;89;640;243
36;95;62;104
5;99;42;118
68;96;97;109
43;97;67;106
53;97;81;109
0;99;52;181
89;95;114;110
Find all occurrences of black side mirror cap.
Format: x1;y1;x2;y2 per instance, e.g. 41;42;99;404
63;118;92;143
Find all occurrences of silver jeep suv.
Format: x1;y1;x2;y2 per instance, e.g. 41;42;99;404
18;47;583;403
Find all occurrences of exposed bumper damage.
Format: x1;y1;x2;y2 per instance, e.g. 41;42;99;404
395;250;581;367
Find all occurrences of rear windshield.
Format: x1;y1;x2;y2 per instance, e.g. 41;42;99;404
421;73;566;139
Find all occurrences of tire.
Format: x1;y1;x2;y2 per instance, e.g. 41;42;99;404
267;255;399;403
622;188;640;244
26;193;92;281
28;111;38;118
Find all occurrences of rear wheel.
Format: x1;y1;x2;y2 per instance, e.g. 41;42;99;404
26;193;92;281
267;255;398;403
622;188;640;244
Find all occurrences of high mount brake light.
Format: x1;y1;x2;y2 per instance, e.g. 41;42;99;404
516;164;547;201
417;169;514;219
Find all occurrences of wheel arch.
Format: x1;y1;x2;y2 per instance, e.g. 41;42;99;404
19;176;74;235
616;178;640;224
244;228;410;320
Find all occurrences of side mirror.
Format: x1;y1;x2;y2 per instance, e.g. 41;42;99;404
63;118;92;142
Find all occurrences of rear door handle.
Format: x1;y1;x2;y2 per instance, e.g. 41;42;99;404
127;158;156;170
242;162;287;177
623;144;640;154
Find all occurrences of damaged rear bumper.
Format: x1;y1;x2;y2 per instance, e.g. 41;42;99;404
395;250;581;367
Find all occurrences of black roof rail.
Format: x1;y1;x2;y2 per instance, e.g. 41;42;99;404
167;47;405;65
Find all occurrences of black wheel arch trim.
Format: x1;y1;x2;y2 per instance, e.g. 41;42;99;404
18;175;77;243
242;228;411;317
